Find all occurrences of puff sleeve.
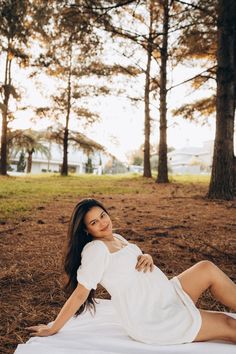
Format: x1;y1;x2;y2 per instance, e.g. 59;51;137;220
77;241;109;290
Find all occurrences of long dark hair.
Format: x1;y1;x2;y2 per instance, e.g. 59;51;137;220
64;198;109;316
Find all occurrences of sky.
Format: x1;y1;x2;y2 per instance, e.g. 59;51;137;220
75;95;216;160
0;46;230;163
8;63;217;162
10;89;216;162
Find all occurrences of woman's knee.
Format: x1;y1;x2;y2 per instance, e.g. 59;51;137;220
225;316;236;342
195;311;236;343
196;260;218;278
196;260;216;270
195;260;221;290
226;316;236;330
218;314;236;342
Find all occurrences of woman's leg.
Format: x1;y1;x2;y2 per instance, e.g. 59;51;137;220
177;260;236;310
194;310;236;343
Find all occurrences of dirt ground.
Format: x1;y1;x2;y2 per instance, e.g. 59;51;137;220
0;181;236;354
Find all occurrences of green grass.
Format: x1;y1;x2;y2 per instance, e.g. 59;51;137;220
0;174;148;220
169;174;210;184
0;173;210;221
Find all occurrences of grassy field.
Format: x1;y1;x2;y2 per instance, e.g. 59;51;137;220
0;173;210;221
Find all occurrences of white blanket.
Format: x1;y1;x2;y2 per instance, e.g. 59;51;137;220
14;299;235;354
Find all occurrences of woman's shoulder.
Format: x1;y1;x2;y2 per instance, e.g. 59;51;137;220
82;239;108;255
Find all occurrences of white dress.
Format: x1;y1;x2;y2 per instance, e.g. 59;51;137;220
77;234;202;345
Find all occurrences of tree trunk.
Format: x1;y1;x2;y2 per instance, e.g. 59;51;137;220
156;0;169;183
207;0;235;200
0;102;8;175
233;6;236;196
61;127;69;176
61;43;72;176
143;6;153;178
27;151;33;173
0;51;11;175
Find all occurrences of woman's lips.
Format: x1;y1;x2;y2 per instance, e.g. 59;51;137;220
101;224;110;231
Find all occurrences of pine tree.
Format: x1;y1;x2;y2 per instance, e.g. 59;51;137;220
0;0;30;175
33;1;139;176
208;0;236;199
172;0;235;199
16;151;26;172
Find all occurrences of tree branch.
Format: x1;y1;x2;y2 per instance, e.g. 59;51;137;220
172;0;214;16
167;66;217;91
86;0;138;11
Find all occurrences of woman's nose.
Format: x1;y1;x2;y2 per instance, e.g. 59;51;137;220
100;219;108;227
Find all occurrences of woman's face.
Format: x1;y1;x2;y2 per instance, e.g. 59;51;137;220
84;206;113;239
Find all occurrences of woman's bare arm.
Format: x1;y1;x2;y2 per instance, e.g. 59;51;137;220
27;283;90;337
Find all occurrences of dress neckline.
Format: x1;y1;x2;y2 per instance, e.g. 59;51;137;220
99;234;129;255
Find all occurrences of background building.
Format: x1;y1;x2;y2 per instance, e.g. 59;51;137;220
168;141;213;174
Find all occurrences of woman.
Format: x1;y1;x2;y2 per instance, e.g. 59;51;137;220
27;198;236;344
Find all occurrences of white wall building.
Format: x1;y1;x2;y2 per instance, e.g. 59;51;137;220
168;141;214;174
10;139;111;175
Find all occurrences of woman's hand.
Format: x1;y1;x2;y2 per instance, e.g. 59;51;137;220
26;324;56;337
135;254;154;273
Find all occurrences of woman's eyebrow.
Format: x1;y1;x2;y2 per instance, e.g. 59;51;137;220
88;212;104;224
